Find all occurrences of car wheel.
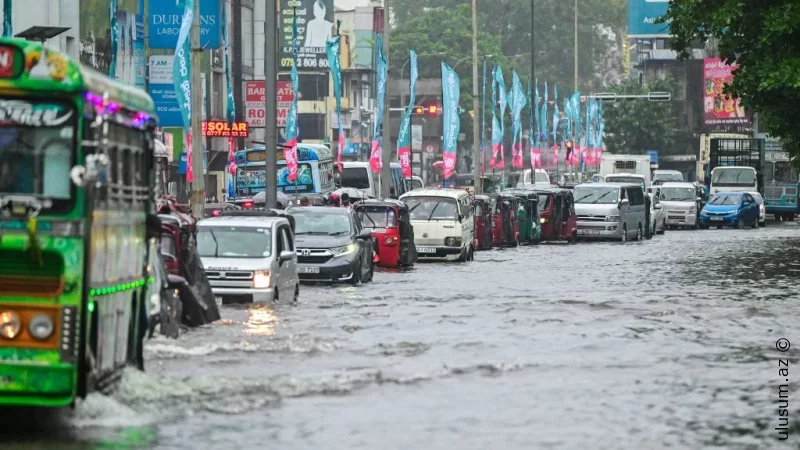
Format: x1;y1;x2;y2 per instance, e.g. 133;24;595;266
621;225;628;243
457;247;467;262
364;258;374;282
569;232;577;244
751;217;758;229
467;246;474;261
273;289;279;302
636;224;643;241
293;285;299;302
699;224;709;230
350;260;362;285
736;217;745;229
759;220;766;228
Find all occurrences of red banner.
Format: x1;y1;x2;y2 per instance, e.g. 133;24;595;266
398;146;411;178
245;80;293;128
202;121;249;137
370;140;382;173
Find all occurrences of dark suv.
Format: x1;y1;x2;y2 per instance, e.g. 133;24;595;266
287;206;374;284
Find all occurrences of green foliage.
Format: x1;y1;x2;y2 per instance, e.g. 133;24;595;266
391;0;626;91
661;0;800;159
602;75;678;155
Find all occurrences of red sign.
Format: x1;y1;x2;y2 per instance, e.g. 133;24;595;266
703;58;749;126
0;46;16;78
245;80;293;128
202;121;249;137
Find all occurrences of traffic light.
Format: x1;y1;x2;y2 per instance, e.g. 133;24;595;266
427;105;438;115
566;139;574;158
412;106;424;115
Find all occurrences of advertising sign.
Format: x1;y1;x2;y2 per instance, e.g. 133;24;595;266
202;121;249;137
110;10;145;87
628;0;670;38
148;55;181;127
244;80;293;127
278;0;333;70
148;0;221;49
703;58;749;126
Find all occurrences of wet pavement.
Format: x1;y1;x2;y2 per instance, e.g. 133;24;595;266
4;222;800;449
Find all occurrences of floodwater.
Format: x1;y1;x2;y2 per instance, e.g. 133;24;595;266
3;222;800;449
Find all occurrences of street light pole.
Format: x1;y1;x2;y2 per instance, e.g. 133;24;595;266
380;0;391;198
471;0;480;194
189;0;204;217
264;0;278;208
531;0;535;80
574;0;578;92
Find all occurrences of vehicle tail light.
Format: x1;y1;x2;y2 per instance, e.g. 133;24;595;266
211;209;221;217
242;201;253;209
163;255;179;275
384;236;398;246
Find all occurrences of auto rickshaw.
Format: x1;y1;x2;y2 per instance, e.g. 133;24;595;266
472;194;493;250
533;187;578;243
490;192;520;246
355;199;417;268
505;190;542;245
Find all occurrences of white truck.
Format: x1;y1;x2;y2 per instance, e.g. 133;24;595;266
599;153;653;187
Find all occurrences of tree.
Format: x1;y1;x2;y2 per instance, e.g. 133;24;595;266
602;75;678;155
391;0;627;91
662;0;800;159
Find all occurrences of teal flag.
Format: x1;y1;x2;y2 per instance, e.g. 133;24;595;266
441;61;460;180
109;0;118;78
396;50;417;178
173;0;194;181
370;34;387;174
326;35;344;171
3;0;10;37
285;8;301;181
510;71;526;168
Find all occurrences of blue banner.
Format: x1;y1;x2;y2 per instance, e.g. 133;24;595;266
3;0;10;37
326;35;345;171
149;0;221;49
370;34;387;174
480;57;487;174
174;0;193;180
441;61;460;180
221;2;234;124
396;49;417;178
533;79;540;147
541;81;548;148
552;85;560;148
495;68;507;154
109;0;118;78
511;71;526;168
628;0;670;37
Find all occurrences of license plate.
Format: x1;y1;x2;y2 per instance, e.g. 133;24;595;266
579;229;601;235
369;228;386;234
215;296;222;306
711;217;723;221
298;266;320;274
417;247;436;253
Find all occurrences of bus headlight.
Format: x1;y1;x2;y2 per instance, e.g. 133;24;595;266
0;311;21;339
28;314;54;340
253;270;271;289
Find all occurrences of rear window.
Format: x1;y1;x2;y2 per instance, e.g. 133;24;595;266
341;167;370;190
357;206;397;228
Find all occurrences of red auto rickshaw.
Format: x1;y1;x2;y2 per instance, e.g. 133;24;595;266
355;199;417;268
533;187;578;243
472;194;493;250
490;193;520;246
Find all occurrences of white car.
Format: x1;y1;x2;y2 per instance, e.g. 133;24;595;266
747;192;766;227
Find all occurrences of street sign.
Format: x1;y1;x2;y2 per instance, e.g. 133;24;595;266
649;91;671;102
594;92;617;102
147;55;181;126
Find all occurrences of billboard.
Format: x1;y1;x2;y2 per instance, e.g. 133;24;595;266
703;58;749;126
110;11;145;88
245;80;294;128
628;0;670;38
148;0;221;49
279;0;333;70
148;55;181;127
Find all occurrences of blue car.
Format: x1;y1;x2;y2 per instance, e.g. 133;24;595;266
698;192;760;229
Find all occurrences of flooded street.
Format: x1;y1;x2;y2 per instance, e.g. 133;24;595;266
5;224;800;449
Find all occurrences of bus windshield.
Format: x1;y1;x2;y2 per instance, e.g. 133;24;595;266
711;168;756;187
774;161;799;183
0;99;75;210
341;167;370;189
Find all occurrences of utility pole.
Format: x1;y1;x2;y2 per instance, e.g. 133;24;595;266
190;0;204;217
264;0;278;208
471;0;480;194
380;0;391;198
531;0;535;81
574;0;578;92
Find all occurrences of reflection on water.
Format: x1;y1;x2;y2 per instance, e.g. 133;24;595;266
244;304;278;336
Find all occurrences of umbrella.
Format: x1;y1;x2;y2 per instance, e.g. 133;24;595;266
332;187;372;200
252;191;290;206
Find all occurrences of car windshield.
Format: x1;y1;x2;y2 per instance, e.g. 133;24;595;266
660;187;696;202
654;173;682;182
197;226;272;258
573;186;620;204
711;168;756;186
0;99;76;212
606;176;645;188
708;194;741;206
537;193;552;211
357;206;397;228
408;179;423;190
341;167;370;190
405;197;458;220
293;211;353;235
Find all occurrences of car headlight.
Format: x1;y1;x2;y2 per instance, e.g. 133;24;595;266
689;206;696;212
331;243;358;256
0;311;21;339
28;314;54;340
605;215;620;222
253;270;271;289
444;237;462;247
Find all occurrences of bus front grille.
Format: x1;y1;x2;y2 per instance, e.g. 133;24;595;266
0;276;64;298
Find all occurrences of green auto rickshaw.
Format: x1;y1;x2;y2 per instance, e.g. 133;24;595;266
505;189;542;245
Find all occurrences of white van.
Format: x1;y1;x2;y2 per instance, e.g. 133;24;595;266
709;166;758;196
196;213;299;304
340;161;407;198
399;188;475;262
516;169;551;187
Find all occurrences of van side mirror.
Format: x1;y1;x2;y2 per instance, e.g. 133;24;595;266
167;274;187;290
279;250;294;262
618;199;629;209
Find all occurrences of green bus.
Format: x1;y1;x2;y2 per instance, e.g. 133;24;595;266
0;38;158;407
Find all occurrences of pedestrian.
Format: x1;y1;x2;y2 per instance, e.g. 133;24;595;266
341;193;351;207
221;189;228;203
389;187;397;199
299;196;310;206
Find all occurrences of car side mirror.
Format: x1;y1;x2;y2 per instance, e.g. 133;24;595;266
357;229;372;240
279;250;294;262
654;204;662;209
167;274;187;290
